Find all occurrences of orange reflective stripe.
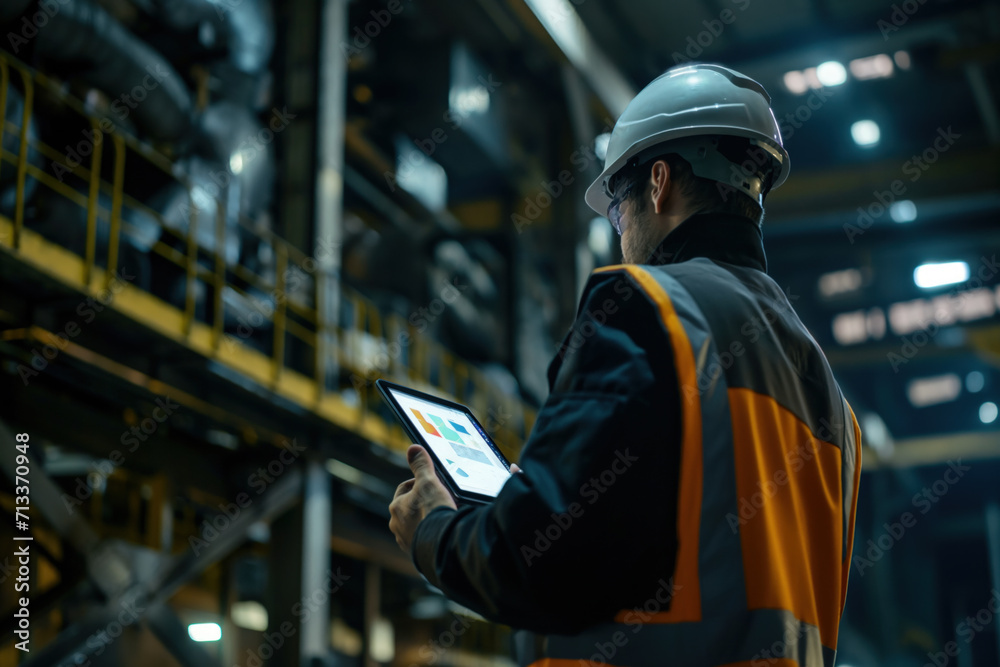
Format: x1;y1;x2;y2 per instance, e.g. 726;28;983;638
728;388;843;649
607;266;703;623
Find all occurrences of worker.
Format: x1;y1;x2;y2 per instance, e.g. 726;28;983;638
389;63;862;667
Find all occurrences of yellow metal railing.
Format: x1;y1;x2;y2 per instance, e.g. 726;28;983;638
0;51;534;458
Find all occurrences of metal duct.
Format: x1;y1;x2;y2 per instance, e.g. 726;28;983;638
149;158;240;266
197;100;275;217
147;0;275;74
28;0;192;143
218;0;273;74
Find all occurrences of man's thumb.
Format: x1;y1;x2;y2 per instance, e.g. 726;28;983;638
407;445;433;477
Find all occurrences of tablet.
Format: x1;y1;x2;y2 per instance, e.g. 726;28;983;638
375;379;512;505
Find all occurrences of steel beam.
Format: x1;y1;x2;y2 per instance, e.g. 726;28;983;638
561;64;600;296
267;459;334;667
520;0;635;117
302;459;333;661
314;0;349;391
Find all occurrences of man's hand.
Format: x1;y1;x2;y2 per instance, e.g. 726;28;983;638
389;445;457;556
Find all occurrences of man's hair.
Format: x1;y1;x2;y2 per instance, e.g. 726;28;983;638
610;138;767;225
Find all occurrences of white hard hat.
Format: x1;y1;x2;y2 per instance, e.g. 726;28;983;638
585;63;790;217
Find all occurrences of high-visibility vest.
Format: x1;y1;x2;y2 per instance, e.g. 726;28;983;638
513;263;862;667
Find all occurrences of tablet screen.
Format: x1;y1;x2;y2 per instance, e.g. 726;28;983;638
387;388;511;498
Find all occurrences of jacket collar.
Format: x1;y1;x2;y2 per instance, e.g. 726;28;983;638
644;212;767;273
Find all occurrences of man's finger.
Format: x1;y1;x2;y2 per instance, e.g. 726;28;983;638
510;463;522;474
394;478;415;499
407;444;435;479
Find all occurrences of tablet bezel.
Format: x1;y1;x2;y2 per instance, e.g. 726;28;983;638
375;379;512;505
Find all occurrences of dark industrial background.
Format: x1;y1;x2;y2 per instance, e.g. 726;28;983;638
0;0;998;665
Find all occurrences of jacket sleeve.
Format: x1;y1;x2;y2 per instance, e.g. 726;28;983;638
410;271;683;635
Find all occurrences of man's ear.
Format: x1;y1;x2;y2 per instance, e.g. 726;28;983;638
649;160;672;214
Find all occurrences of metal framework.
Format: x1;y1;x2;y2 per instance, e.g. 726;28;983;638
0;43;535;665
0;50;535;461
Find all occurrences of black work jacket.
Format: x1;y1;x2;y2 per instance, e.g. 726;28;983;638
411;212;852;639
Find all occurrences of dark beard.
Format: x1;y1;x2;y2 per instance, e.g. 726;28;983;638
621;206;666;264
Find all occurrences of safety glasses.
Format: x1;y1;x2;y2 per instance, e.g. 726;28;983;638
606;180;636;236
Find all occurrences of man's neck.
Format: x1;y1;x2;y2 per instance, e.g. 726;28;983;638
644;212;767;272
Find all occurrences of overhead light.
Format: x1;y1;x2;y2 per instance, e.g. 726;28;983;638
865;307;887;339
849;54;894;80
369;617;395;663
449;86;490;115
851;120;880;147
802;67;822;89
819;268;863;298
231;601;268;632
229;152;244;175
188;623;222;642
980;401;999;424
783;71;809;95
889;200;917;223
914;261;969;289
907;374;961;408
832;310;868;345
594;133;611;161
894;50;911;70
966;371;985;393
888;287;997;334
816;61;847;86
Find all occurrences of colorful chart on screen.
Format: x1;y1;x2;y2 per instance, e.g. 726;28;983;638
387;389;511;498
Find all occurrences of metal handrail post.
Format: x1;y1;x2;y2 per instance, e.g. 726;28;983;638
107;134;126;288
272;243;287;386
83;119;103;285
14;66;34;251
